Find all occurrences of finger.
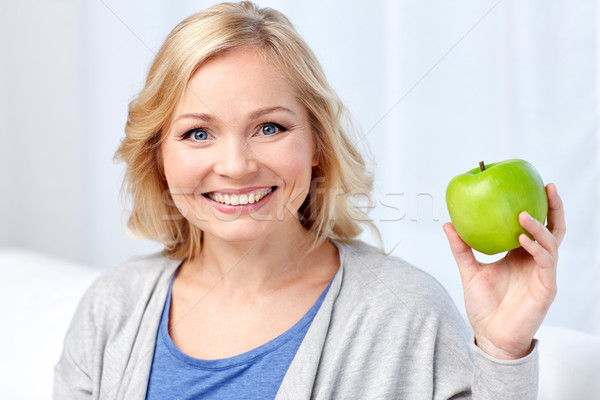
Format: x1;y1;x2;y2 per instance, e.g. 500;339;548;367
443;222;479;282
519;211;559;259
519;233;557;298
545;183;566;245
518;233;555;270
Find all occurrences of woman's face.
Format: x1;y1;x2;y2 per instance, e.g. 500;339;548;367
161;47;318;243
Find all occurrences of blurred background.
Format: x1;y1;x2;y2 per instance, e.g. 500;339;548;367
0;0;598;339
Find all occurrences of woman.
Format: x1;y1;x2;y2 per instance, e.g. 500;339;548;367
54;2;565;399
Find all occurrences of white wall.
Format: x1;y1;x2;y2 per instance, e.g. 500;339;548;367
1;0;598;335
0;1;85;261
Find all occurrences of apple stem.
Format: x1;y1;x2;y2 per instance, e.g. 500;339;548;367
479;161;486;171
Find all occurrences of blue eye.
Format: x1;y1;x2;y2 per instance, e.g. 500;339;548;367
183;128;209;141
261;123;284;136
193;129;208;141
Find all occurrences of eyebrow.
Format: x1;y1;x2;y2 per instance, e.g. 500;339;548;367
173;106;297;124
249;106;297;119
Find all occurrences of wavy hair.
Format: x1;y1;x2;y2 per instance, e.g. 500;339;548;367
115;1;381;259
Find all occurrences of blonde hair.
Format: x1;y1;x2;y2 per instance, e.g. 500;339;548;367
116;1;381;260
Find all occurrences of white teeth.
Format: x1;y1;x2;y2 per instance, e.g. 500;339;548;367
208;188;274;205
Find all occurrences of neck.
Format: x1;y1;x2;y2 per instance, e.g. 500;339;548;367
183;219;324;293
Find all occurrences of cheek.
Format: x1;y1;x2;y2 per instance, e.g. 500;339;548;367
161;146;209;220
162;145;206;191
259;138;314;185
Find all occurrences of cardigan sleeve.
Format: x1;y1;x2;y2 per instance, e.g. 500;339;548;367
53;285;96;400
471;339;539;399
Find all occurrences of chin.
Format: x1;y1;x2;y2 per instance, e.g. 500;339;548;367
198;219;280;244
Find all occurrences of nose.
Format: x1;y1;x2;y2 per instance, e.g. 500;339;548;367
213;135;258;179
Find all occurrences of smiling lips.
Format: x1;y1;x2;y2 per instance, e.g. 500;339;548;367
205;186;277;206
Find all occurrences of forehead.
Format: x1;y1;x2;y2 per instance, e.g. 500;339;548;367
175;47;298;114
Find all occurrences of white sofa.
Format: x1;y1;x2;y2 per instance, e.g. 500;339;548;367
0;249;101;400
1;248;599;399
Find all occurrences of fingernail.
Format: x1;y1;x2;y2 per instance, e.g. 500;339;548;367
522;211;533;222
521;233;533;243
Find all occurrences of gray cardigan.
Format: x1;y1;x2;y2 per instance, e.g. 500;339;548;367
53;240;538;399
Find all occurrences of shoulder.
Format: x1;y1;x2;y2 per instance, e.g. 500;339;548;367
335;240;452;303
55;253;181;389
92;252;180;293
333;240;460;323
307;241;473;397
78;253;180;325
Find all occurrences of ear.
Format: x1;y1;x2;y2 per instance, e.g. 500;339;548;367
311;136;320;166
307;123;319;166
154;135;167;179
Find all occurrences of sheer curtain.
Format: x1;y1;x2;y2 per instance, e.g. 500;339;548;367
1;0;598;335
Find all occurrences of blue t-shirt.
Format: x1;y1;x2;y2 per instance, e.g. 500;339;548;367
145;273;332;400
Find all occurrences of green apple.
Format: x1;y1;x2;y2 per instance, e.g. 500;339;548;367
446;159;548;255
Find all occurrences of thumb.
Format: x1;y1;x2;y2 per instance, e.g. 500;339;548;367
443;222;479;283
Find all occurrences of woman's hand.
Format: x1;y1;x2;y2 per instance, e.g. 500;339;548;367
443;183;566;360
